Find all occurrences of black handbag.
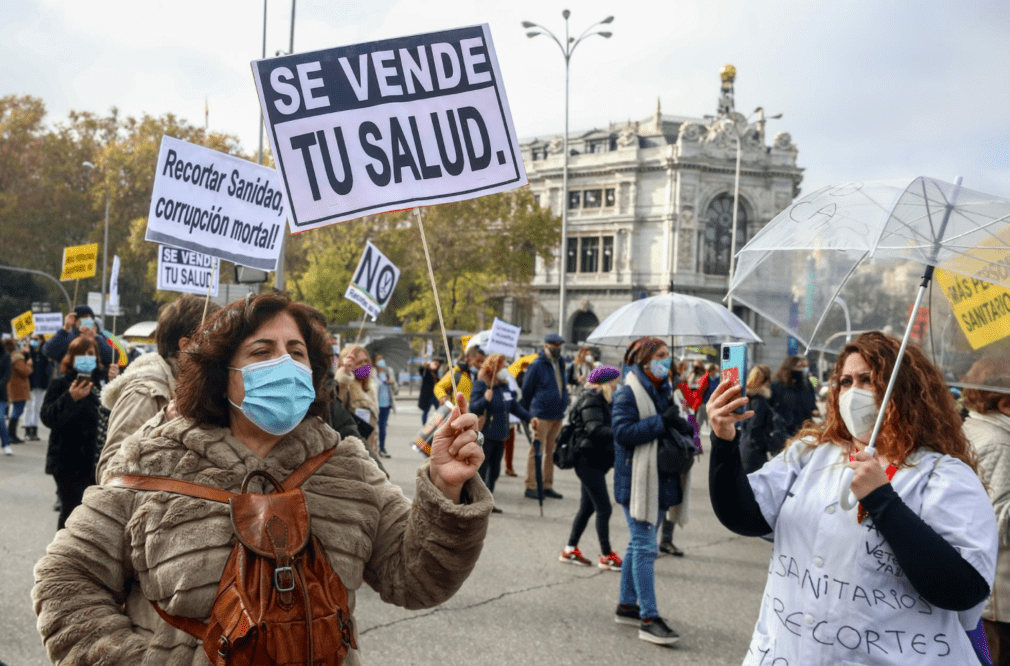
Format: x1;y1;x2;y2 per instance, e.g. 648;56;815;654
657;429;695;476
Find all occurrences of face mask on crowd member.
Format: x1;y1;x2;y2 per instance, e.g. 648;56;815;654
839;388;879;443
546;344;562;359
74;353;97;374
650;357;672;380
585;354;595;364
497;368;511;383
229;354;316;437
376;359;387;369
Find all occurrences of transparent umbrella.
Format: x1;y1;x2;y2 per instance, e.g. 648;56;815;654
727;176;1010;509
586;291;761;348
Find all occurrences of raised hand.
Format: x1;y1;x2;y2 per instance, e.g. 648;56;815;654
428;392;484;503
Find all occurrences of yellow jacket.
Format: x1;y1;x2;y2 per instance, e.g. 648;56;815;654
433;363;473;404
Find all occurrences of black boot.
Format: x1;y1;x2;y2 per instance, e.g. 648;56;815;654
8;417;22;443
27;425;39;441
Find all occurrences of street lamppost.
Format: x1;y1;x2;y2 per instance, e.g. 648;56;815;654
81;161;109;321
727;106;781;310
521;10;613;338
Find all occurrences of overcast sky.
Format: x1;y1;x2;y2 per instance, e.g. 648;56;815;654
4;0;1009;198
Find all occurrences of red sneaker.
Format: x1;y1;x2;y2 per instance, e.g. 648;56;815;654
599;551;623;571
559;546;591;566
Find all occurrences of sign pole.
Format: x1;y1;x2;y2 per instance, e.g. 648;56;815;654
72;279;79;306
201;258;218;324
354;317;367;344
414;207;457;398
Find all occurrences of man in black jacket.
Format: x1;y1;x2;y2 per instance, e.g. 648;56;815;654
42;306;115;367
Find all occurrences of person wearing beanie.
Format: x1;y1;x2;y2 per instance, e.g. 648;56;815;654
560;365;623;571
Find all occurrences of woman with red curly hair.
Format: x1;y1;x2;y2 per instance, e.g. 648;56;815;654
707;331;997;665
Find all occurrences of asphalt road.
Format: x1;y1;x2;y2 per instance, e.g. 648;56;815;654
0;404;771;666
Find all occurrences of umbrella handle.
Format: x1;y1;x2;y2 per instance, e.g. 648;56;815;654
838;468;859;510
838;442;878;511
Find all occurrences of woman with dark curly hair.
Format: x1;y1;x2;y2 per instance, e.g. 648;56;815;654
33;292;491;666
707;331;998;666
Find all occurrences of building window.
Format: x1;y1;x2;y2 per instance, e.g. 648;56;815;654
602;236;614;272
566;235;614;274
533;194;540;207
566;238;578;273
568;191;582;210
605;188;616;207
580;237;599;272
584;189;602;208
703;193;748;276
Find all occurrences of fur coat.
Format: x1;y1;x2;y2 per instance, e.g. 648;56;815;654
33;415;492;665
965;410;1010;622
334;366;380;455
98;351;176;482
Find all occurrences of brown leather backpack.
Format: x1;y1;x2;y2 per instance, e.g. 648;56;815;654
107;447;357;665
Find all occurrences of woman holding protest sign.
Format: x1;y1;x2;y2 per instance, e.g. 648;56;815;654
469;353;537;510
334;344;380;457
707;331;997;665
34;291;491;666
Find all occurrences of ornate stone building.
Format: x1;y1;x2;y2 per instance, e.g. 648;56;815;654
512;70;804;362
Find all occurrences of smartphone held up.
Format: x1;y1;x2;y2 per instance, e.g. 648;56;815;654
721;343;748;414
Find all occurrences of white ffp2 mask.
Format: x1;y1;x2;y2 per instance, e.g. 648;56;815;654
838;387;879;442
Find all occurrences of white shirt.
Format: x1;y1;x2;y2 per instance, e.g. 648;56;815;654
744;439;997;666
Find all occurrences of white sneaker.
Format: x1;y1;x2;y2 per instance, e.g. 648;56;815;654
3;445;12;456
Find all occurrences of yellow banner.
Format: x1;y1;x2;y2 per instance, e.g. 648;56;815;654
936;269;1010;350
60;243;99;280
11;310;35;339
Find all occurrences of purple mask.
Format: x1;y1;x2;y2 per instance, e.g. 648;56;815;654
354;364;371;380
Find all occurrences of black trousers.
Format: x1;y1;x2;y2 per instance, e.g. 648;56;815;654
53;472;91;531
568;463;612;555
478;437;505;494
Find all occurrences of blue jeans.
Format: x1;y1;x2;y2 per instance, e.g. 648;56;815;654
619;505;663;619
378;406;391;451
0;401;8;447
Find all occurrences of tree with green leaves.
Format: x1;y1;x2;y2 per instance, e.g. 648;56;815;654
287;188;559;332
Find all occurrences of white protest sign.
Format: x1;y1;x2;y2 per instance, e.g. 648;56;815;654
87;291;123;317
483;317;521;357
344;242;400;320
157;245;220;296
108;255;121;309
33;313;64;336
251;24;527;232
145;136;285;271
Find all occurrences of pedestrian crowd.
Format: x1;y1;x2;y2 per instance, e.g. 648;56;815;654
5;293;1007;665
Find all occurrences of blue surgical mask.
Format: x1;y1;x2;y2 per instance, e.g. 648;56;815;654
30;340;40;348
376;359;387;368
80;317;95;330
228;354;316;436
649;357;672;379
74;355;97;374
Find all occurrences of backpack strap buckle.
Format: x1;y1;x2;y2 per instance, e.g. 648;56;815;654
274;566;295;592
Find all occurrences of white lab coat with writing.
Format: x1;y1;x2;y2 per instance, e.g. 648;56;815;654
744;439;997;666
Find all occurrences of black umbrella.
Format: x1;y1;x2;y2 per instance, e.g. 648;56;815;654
533;438;544;516
519;422;544;515
364;336;413;374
